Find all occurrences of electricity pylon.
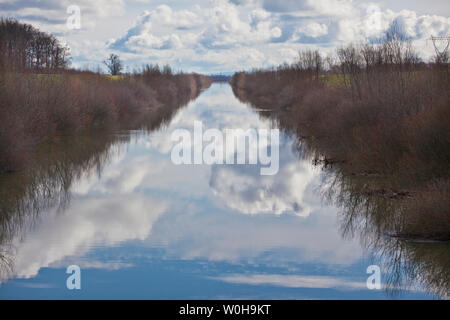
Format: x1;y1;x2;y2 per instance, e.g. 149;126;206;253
430;35;450;64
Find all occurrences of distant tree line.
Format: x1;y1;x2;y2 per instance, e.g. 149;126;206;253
0;18;71;72
210;74;232;82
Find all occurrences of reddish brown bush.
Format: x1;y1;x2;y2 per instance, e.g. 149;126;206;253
230;40;449;240
0;71;211;173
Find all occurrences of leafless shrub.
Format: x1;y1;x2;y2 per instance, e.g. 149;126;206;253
230;29;450;242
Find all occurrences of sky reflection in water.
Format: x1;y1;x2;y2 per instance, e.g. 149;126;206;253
0;84;435;299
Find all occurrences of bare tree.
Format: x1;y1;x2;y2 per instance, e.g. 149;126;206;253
296;50;323;80
0;18;70;72
337;44;363;99
103;54;123;75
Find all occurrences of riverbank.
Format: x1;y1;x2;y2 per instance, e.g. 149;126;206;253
0;71;211;173
0;19;212;173
0;73;211;275
230;42;449;241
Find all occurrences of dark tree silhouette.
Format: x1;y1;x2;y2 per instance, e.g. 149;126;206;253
0;18;70;72
103;54;123;75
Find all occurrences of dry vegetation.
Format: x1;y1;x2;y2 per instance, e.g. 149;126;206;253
0;19;212;173
231;28;449;241
0;19;212;277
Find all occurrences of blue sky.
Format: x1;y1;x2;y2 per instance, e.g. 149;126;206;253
1;0;449;73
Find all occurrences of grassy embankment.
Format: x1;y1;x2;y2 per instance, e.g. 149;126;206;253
231;36;449;241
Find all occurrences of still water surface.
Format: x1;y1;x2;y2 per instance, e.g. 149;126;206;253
0;83;443;299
